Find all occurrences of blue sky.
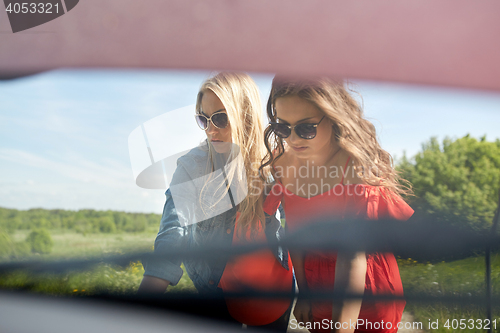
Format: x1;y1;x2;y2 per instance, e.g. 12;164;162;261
1;70;499;214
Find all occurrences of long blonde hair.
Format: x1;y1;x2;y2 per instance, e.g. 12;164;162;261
260;76;412;198
196;72;270;232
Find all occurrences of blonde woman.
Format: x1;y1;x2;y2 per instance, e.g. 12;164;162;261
260;76;413;333
139;72;293;331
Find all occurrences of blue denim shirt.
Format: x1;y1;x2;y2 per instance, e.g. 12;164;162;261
143;144;288;294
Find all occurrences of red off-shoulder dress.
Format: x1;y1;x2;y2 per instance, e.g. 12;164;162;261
266;159;413;333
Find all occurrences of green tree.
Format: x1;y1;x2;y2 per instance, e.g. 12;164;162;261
0;207;161;234
122;214;146;232
398;135;500;231
26;228;53;254
98;216;117;233
0;230;13;256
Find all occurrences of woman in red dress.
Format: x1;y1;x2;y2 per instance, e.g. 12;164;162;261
259;76;413;333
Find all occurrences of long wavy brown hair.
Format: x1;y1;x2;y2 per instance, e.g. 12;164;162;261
260;75;412;199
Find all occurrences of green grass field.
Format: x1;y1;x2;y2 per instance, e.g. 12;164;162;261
8;227;157;258
399;255;500;332
1;229;499;332
0;227;196;294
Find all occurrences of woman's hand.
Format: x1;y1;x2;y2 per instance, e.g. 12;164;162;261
290;251;312;326
294;297;313;325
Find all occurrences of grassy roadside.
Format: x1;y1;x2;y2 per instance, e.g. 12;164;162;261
0;228;196;294
1;229;499;332
7;226;157;258
398;254;500;332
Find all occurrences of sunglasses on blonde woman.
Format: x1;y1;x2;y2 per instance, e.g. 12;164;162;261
270;116;326;139
195;111;229;130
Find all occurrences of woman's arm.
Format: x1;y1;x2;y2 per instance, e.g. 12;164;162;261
331;251;367;333
290;250;313;324
139;188;187;292
138;275;171;294
139;154;203;292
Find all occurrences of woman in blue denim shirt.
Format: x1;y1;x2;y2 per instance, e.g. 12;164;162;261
138;72;293;331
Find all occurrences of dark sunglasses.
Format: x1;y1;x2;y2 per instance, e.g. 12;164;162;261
270;116;326;139
195;111;229;130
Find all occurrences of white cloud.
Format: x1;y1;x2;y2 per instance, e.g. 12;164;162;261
0;150;166;213
0;148;132;187
0;181;165;213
